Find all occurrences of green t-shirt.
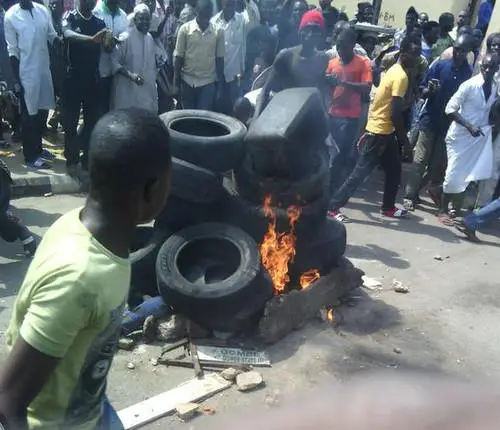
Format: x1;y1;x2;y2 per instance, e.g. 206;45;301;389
5;208;131;429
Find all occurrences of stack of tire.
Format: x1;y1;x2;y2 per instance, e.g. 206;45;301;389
129;89;347;332
130;109;274;331
232;87;347;284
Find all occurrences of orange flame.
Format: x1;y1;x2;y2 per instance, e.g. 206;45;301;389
326;308;334;322
259;196;302;295
300;269;320;289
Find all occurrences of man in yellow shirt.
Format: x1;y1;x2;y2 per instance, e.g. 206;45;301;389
328;35;422;223
0;108;172;429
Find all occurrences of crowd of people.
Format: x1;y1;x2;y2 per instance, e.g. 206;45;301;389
2;1;500;428
0;0;498;241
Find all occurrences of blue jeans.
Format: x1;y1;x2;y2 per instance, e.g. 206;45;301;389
95;397;124;430
329;116;360;190
180;81;216;110
329;132;402;211
463;198;500;231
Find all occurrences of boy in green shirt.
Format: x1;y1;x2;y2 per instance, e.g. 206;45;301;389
0;108;172;429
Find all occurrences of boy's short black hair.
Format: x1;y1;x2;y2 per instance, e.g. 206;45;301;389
422;20;439;35
439;12;454;25
88;108;171;199
400;34;421;53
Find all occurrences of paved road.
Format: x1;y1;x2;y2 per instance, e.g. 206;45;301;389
1;175;500;428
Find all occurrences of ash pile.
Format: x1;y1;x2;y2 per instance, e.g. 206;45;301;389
127;87;364;345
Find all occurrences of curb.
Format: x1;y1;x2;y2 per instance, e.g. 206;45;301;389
11;174;83;198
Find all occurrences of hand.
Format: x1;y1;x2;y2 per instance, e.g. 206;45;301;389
325;73;338;86
129;73;144;85
468;125;484;137
427;79;439;95
91;29;108;44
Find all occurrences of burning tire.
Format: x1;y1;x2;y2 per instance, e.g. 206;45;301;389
233;150;330;206
246;88;328;176
291;217;347;284
156;222;273;332
171;157;224;204
160;110;247;173
129;226;170;306
223;183;330;243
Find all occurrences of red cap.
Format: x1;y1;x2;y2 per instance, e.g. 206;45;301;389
298;10;325;32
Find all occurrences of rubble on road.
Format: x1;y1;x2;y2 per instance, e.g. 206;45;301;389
220;367;243;382
236;370;264;391
118;338;136;351
175;402;200;421
393;280;409;294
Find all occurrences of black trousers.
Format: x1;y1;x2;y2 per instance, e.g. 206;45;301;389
63;73;101;169
0;175;31;243
20;92;46;163
329;132;402;211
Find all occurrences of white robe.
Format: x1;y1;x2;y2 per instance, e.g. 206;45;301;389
443;74;497;194
4;3;57;115
110;27;165;113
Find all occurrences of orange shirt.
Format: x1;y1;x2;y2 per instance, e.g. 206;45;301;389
326;54;372;118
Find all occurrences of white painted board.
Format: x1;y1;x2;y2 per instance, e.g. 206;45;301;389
118;373;232;429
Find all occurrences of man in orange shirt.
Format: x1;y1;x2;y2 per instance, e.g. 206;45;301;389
326;28;372;188
328;35;422;222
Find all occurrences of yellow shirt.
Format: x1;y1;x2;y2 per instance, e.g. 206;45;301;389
174;19;225;88
6;208;130;429
366;63;409;135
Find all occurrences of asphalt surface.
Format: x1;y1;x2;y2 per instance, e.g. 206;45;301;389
1;173;500;428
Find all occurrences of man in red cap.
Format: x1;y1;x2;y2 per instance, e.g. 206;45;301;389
255;9;329;116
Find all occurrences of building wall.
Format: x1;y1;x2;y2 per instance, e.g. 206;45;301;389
332;0;472;28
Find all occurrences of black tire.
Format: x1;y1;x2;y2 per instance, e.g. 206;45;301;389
171;157;223;203
290;217;347;285
156;222;273;331
129;226;170;306
154;196;225;233
234;150;330;206
221;182;329;243
160;110;247;173
246;88;328;176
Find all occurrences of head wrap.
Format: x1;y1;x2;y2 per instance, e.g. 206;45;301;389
298;9;325;32
133;3;150;16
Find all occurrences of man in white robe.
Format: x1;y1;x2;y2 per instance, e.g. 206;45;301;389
111;4;165;113
439;53;499;223
4;0;58;169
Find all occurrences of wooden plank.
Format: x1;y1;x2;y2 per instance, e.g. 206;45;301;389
189;342;204;378
118;373;232;429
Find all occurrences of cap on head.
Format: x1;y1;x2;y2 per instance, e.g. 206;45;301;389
298;9;325;32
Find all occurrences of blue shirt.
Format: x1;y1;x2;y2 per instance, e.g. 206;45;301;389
476;1;493;32
419;59;472;135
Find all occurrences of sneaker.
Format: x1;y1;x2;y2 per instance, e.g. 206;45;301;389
436;212;454;226
41;148;56;160
0;139;11;149
26;157;51;169
327;209;351;223
381;207;408;218
455;220;480;242
403;199;415;211
22;236;37;257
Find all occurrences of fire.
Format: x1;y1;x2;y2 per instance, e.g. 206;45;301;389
299;269;320;289
259;195;320;295
326;308;334;323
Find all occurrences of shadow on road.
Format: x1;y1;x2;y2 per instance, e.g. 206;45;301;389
347;243;410;269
